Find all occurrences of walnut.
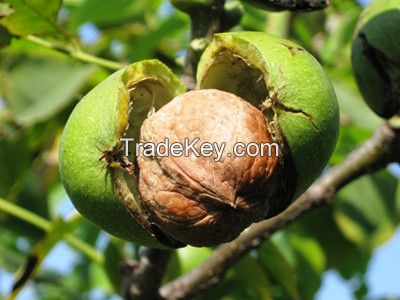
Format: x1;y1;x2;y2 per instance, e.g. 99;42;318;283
138;89;279;246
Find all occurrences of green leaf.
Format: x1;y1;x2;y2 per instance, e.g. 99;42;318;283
177;246;212;274
103;237;125;293
202;255;272;300
0;0;63;37
240;2;267;32
0;25;12;48
293;206;369;279
228;255;272;300
129;14;188;62
65;0;162;30
291;11;326;53
321;12;359;65
9;216;72;298
1;56;96;126
0;135;30;199
334;170;398;251
3;187;48;242
163;251;181;283
330;124;372;165
0;2;14;17
0;230;25;271
287;233;326;300
89;261;112;292
332;80;381;130
258;239;299;299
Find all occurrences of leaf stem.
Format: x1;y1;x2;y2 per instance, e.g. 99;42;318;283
25;35;125;71
0;198;50;231
0;198;104;264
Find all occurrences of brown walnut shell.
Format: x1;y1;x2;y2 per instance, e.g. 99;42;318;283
138;89;279;246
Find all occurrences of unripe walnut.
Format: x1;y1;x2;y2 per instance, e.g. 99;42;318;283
351;0;400;118
59;32;339;248
138;89;279;246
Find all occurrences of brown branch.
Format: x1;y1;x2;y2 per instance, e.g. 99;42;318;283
122;248;172;300
159;122;400;300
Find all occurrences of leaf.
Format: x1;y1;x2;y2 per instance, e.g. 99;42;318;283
287;233;326;300
163;251;181;283
0;0;63;37
65;0;162;31
293;206;369;279
332;80;381;130
176;246;212;274
334;170;398;251
0;25;11;48
9;216;72;298
321;12;359;65
0;230;25;271
103;237;125;293
0;2;14;18
201;255;272;300
240;2;267;32
0;135;30;199
228;255;272;300
329;124;372;165
258;239;299;299
291;11;326;53
1;56;96;126
129;14;188;62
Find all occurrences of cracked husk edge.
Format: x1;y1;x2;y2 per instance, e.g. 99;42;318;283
59;60;186;248
197;31;339;199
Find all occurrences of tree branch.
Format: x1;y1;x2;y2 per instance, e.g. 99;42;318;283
122;248;172;300
159;122;400;299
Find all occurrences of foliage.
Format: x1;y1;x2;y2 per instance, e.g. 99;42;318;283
0;0;398;299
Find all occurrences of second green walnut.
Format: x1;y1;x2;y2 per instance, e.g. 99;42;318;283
59;32;339;247
351;0;400;118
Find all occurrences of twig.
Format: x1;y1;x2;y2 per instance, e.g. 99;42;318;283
25;35;125;71
122;248;172;300
0;198;104;264
159;122;400;299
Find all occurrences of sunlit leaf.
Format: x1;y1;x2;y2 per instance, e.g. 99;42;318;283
0;0;63;37
293;206;369;279
177;246;212;274
334;171;398;251
258;239;299;299
287;233;326;300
